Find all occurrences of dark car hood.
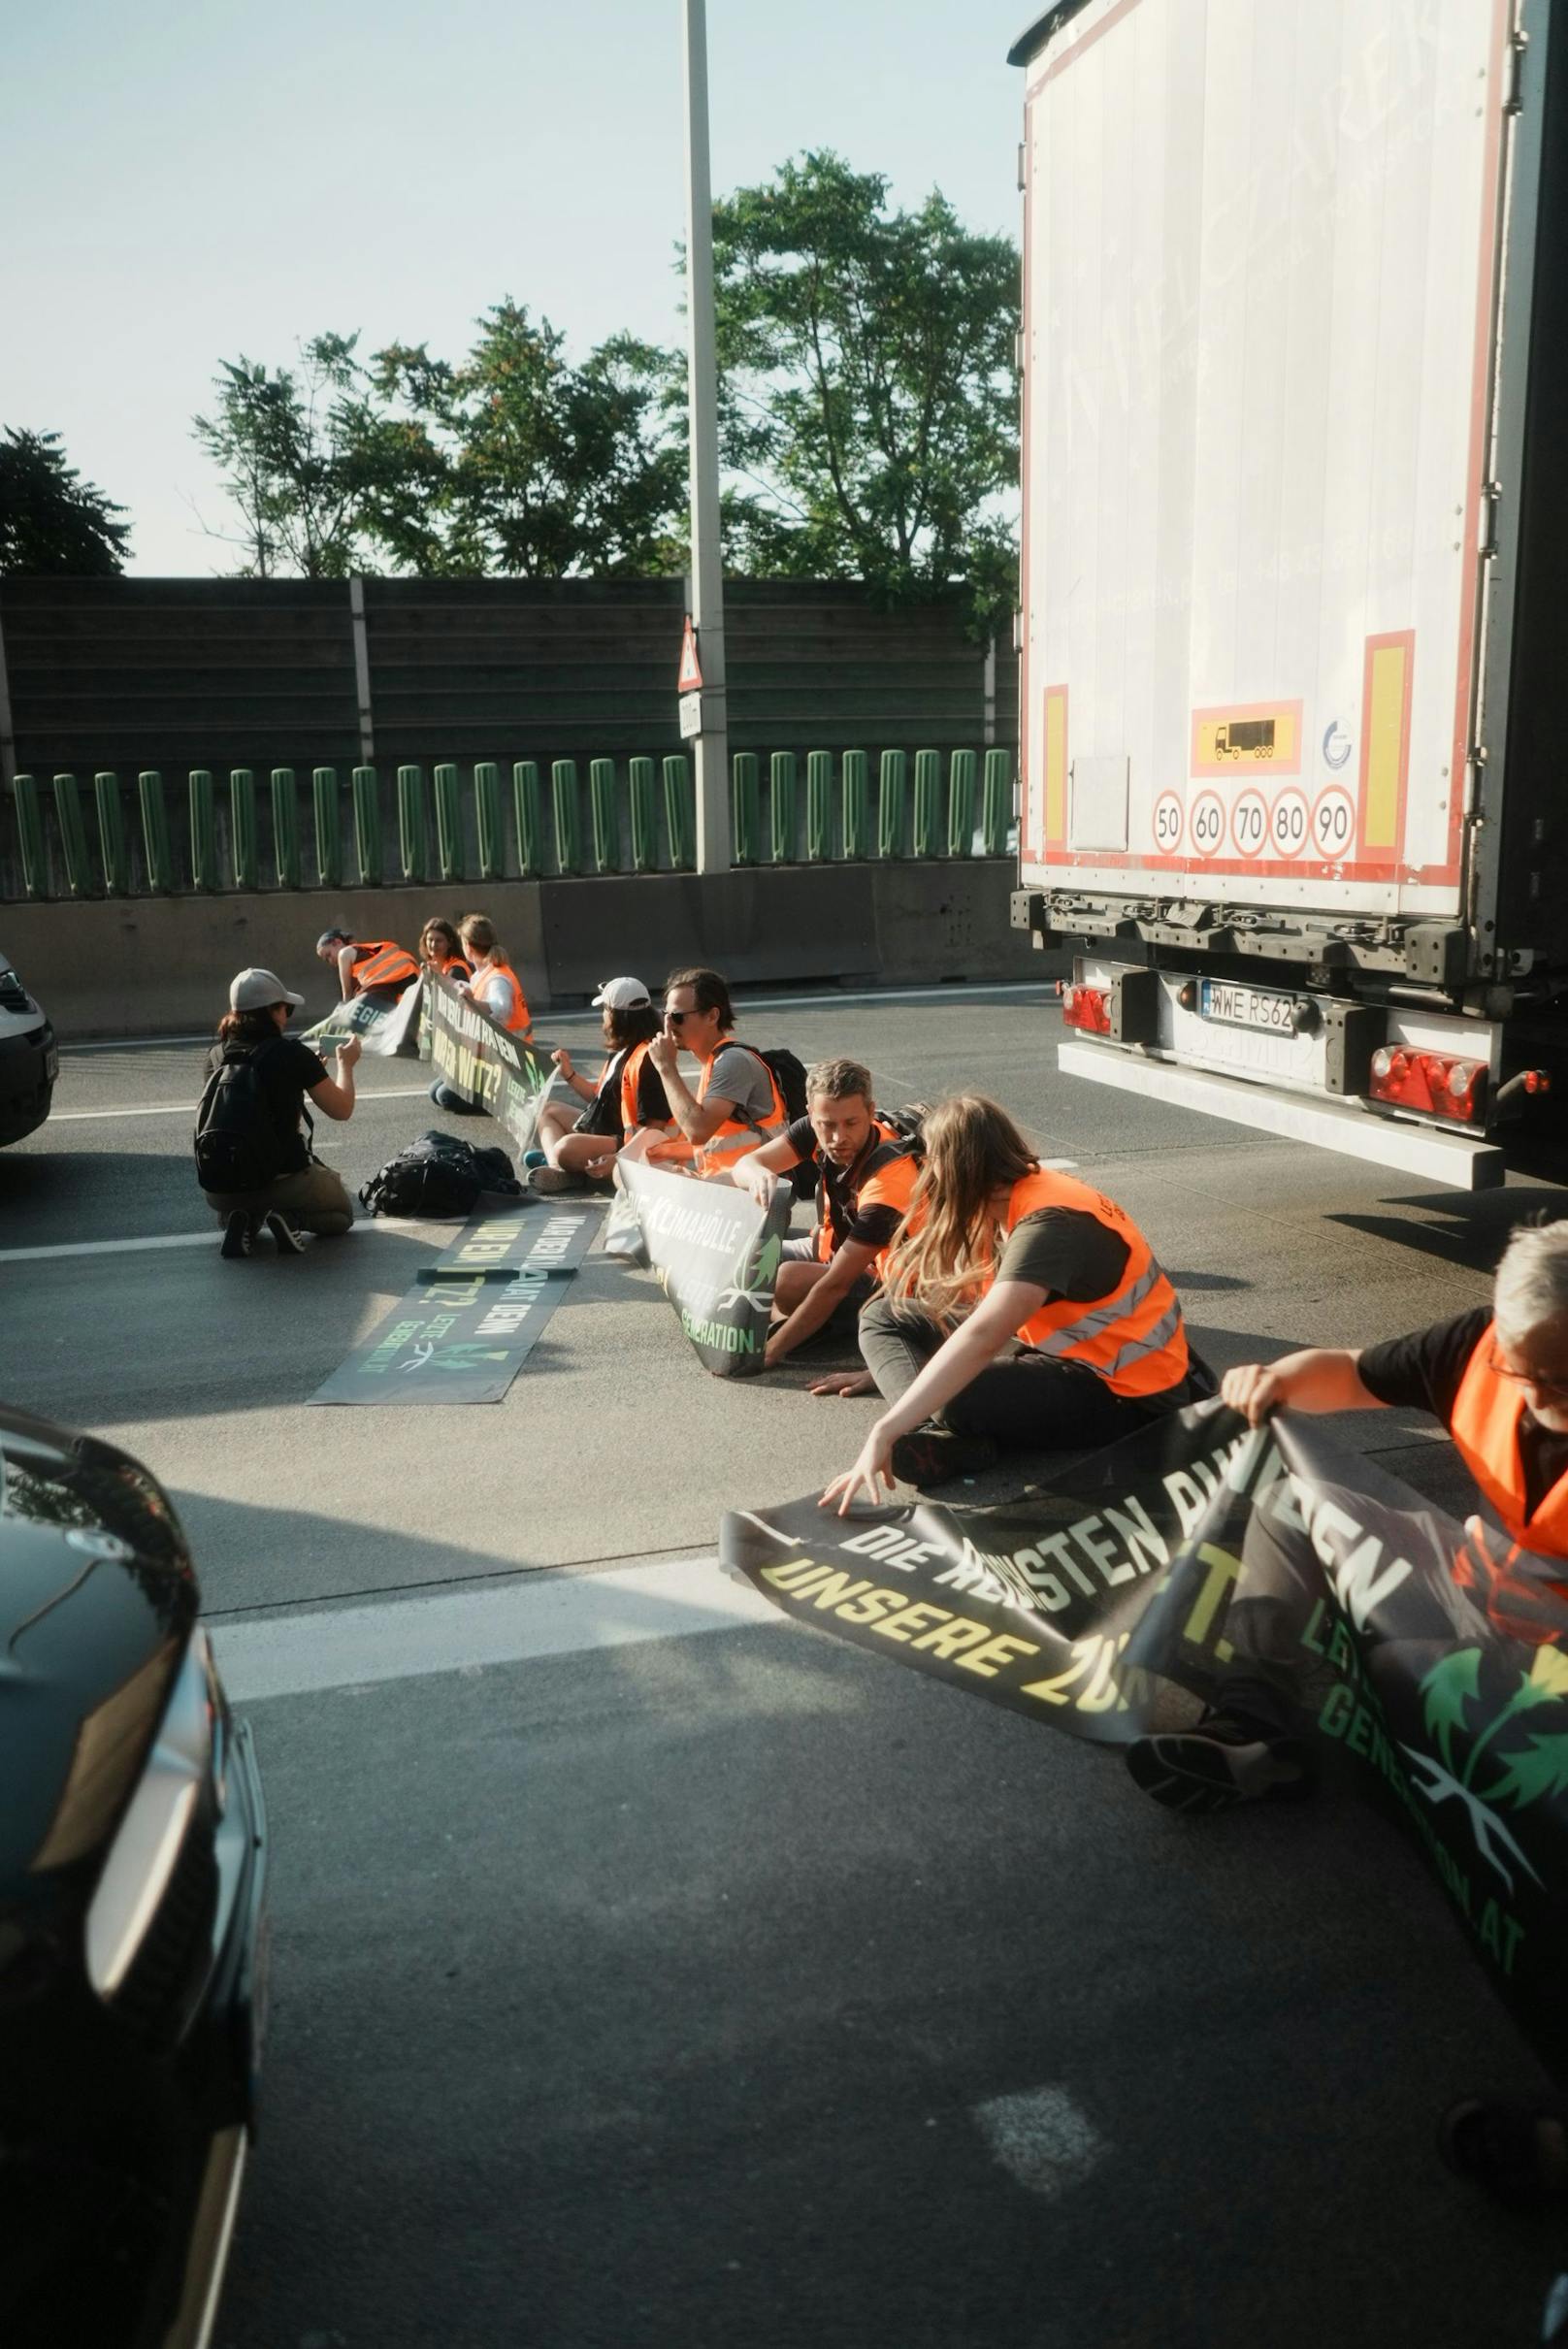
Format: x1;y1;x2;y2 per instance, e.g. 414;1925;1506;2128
0;1406;199;1894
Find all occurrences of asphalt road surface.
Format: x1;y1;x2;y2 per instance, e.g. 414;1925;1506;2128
4;981;1565;2349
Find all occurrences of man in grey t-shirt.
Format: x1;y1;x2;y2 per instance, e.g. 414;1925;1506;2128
620;965;783;1173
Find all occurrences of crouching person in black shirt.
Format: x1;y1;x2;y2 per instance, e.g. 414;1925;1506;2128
729;1057;920;1373
196;966;360;1258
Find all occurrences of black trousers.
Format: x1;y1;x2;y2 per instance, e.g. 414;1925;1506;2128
857;1294;1186;1452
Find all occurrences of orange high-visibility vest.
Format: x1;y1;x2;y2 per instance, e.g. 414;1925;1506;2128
971;1165;1189;1397
473;959;533;1039
1451;1322;1568;1556
816;1124;921;1264
430;953;472;982
349;940;420;994
647;1040;785;1174
620;1038;657;1133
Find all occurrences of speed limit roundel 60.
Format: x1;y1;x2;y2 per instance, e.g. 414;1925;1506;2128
1189;792;1225;856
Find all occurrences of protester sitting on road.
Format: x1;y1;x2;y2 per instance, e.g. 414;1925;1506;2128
528;977;668;1195
729;1058;920;1371
418;918;472;982
457;914;533;1039
196;967;360;1259
315;928;421;1003
1130;1219;1568;1822
818;1094;1206;1501
617;967;785;1178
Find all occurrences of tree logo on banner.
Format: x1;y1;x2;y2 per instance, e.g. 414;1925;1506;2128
1405;1647;1568;1893
713;1228;783;1320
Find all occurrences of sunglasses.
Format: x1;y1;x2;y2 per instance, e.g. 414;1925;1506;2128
1487;1342;1568;1408
666;1009;691;1026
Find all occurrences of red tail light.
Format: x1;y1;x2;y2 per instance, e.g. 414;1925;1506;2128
1062;984;1111;1035
1368;1047;1487;1125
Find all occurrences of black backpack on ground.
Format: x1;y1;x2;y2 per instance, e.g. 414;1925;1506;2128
193;1037;299;1194
358;1129;521;1218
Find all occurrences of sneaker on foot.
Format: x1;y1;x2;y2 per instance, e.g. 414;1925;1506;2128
263;1210;307;1255
523;1149;547;1168
529;1165;587;1194
889;1426;999;1487
220;1209;256;1259
1125;1713;1309;1812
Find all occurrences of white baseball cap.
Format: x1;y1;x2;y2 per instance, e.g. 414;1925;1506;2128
591;976;651;1010
230;966;305;1012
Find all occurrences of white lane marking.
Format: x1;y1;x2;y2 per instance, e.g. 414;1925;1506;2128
212;1555;779;1701
49;1085;437;1123
972;2087;1108;2200
0;1218;445;1265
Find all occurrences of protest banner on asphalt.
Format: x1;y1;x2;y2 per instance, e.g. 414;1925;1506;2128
618;1160;791;1377
416;1203;602;1284
303;981;425;1059
723;1405;1568;2081
423;973;557;1156
310;1264;575;1404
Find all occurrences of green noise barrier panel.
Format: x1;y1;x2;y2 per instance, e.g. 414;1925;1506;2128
138;771;173;894
12;776;46;897
434;763;463;883
311;767;342;890
512;762;543;879
398;765;427;886
95;771;130;897
474;763;503;881
841;749;869;860
877;749;907;860
946;748;977;857
229;768;258;891
271;768;301;890
662;755;694;871
731;753;760;866
52;774;90;897
589;759;620;874
188;769;218;893
769;751;797;865
351;766;381;887
982;748;1011;856
551;761;581;876
805;751;833;863
627;757;657;874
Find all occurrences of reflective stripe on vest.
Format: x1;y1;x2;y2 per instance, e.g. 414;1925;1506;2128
1002;1167;1189;1399
350;940;419;993
648;1040;786;1175
1451;1322;1568;1556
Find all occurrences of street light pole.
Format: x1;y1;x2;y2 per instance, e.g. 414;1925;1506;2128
681;0;729;874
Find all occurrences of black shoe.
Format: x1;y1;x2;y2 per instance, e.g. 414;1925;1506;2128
1125;1713;1310;1813
889;1426;999;1488
263;1210;307;1255
220;1210;255;1260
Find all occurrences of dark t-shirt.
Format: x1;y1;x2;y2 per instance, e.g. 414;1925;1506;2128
206;1035;327;1176
782;1117;912;1254
1358;1306;1568;1520
995;1208;1131;1302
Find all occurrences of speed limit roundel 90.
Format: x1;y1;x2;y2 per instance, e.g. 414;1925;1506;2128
1312;787;1356;860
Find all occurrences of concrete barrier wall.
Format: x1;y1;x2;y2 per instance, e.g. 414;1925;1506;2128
2;861;1048;1041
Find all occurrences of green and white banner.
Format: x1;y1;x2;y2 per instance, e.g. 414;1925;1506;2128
303;980;424;1059
424;973;556;1156
723;1405;1568;2081
618;1160;791;1378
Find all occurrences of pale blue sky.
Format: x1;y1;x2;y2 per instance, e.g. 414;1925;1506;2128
5;0;1030;573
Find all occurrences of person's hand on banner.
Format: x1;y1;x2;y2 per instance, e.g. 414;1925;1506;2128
819;1419;897;1514
1222;1348;1381;1424
733;1155;779;1211
807;1368;876;1398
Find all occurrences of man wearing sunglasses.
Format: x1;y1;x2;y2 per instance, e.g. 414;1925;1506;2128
1128;1219;1568;1817
620;966;785;1176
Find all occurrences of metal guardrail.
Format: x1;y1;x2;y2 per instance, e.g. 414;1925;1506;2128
3;747;1014;902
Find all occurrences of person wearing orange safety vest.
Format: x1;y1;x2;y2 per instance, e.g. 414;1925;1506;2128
317;929;421;1002
618;966;785;1180
1127;1220;1568;1821
820;1093;1207;1506
729;1055;921;1372
417;918;473;984
456;913;532;1040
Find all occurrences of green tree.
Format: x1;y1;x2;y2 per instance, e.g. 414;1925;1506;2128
192;334;402;577
709;151;1020;629
372;303;686;577
0;428;132;575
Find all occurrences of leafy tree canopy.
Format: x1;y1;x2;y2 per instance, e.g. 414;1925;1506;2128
709;151;1019;630
0;428;132;576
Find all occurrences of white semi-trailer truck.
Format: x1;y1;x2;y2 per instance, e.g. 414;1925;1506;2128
1008;0;1565;1190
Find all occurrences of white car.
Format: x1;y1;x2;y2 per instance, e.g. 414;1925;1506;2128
0;949;56;1145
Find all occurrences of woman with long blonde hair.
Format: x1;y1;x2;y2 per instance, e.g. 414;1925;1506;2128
820;1094;1206;1507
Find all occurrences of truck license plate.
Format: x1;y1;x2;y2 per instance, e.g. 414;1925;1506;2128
1198;980;1297;1035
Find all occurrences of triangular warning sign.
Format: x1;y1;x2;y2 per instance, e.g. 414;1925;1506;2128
677;615;703;693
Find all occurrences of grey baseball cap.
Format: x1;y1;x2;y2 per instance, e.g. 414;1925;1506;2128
230;966;305;1012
